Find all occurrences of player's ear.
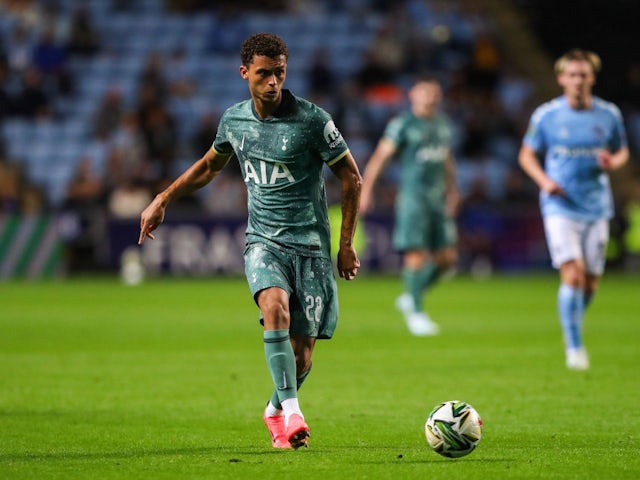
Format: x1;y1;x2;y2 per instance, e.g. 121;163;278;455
240;65;248;79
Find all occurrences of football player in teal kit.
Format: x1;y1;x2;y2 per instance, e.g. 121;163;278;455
519;49;629;370
139;33;362;448
360;75;459;337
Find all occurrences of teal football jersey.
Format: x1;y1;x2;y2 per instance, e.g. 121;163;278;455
213;90;349;258
384;111;453;210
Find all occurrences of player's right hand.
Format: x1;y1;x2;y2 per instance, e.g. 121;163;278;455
541;178;565;197
138;198;166;245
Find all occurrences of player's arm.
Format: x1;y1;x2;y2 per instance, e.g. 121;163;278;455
359;138;397;213
518;144;565;196
138;148;231;244
444;150;460;217
330;151;362;281
597;146;629;171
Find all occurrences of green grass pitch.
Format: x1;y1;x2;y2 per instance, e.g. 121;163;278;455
1;273;639;479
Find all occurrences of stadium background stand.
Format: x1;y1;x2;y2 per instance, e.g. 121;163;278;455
0;0;638;274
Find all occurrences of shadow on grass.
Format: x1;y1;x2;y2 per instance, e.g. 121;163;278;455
0;447;291;463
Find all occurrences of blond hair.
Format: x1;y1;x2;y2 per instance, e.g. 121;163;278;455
554;49;601;75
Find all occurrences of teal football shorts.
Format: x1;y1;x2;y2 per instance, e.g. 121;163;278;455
244;242;339;339
393;204;457;252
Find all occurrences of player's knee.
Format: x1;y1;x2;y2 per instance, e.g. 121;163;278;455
562;271;584;288
262;301;290;329
442;250;457;269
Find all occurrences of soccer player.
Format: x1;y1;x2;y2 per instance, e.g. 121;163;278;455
138;33;362;448
359;75;459;336
519;49;629;370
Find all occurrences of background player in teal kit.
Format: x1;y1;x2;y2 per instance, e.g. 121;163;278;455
519;49;629;370
360;75;459;336
139;33;362;449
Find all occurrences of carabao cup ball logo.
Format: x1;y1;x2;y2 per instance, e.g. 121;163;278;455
323;121;344;148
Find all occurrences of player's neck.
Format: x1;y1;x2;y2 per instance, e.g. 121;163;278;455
252;95;283;119
565;94;592;110
412;107;436;119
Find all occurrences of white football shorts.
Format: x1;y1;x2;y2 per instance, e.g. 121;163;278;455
543;215;609;275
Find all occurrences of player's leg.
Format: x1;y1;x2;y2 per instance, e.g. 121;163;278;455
258;286;302;447
244;243;299;448
544;216;588;369
584;274;599;309
397;214;456;335
282;335;315;448
397;250;440;335
582;218;609;310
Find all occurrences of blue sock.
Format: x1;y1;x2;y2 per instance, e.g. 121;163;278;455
557;284;585;349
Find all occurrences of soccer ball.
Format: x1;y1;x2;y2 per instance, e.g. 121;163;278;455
425;400;483;458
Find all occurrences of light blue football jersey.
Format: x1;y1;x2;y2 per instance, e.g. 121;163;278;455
523;96;627;221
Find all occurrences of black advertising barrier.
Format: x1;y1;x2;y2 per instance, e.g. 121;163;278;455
107;208;550;276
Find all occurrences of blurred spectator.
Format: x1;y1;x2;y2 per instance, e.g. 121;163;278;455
0;160;21;212
66;5;100;57
201;170;247;216
32;25;72;94
495;65;535;122
355;16;409;102
366;13;410;76
92;87;124;139
64;156;105;206
6;22;35;74
0;60;14;120
306;47;335;108
106;111;149;186
1;0;43;31
108;179;152;219
13;66;51;118
0;158;44;213
139;51;168;102
63;156;107;270
140;103;178;179
467;30;502;93
165;47;196;98
191;110;219;157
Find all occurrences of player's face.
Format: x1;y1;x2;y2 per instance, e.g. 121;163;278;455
557;60;595;101
409;82;442;117
240;54;287;105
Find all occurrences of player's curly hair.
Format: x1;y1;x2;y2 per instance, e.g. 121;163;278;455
554;49;602;75
240;33;289;66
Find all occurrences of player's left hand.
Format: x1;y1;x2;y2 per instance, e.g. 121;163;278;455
597;149;613;171
337;245;360;281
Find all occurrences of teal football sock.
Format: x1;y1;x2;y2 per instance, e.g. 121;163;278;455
264;329;297;403
403;263;439;312
270;363;312;410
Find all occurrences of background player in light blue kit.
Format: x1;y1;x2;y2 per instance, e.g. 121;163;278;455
519;49;629;370
139;33;362;449
360;76;459;336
